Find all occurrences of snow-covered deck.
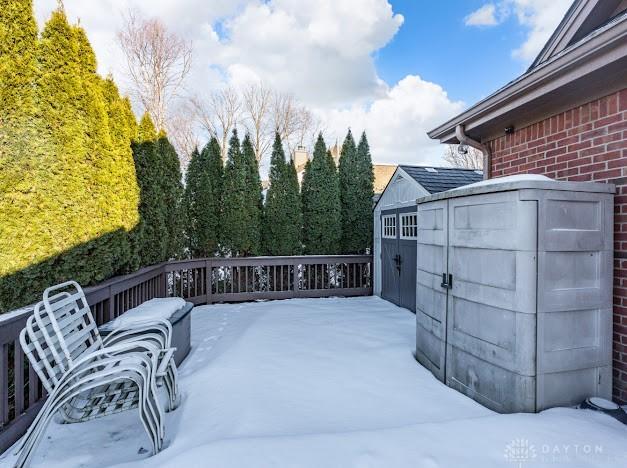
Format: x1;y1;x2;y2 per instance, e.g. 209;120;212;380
2;297;626;467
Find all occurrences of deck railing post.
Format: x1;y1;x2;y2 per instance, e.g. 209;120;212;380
162;269;169;298
205;259;213;305
107;285;115;321
291;259;298;298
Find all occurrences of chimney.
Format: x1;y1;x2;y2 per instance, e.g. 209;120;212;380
292;145;309;172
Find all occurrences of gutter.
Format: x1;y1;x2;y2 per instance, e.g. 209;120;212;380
455;124;490;180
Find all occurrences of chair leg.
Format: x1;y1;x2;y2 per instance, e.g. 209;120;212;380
141;369;164;450
164;364;179;412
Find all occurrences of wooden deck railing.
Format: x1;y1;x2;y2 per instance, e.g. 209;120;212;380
0;254;372;452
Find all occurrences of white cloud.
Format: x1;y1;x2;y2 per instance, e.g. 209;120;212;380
464;0;571;62
211;0;404;107
321;76;464;166
464;4;498;26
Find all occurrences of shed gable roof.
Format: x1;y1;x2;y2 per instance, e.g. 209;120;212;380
398;166;483;194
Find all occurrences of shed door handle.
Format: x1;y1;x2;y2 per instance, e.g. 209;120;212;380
440;273;453;290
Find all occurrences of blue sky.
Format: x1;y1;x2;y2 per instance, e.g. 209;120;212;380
377;0;538;105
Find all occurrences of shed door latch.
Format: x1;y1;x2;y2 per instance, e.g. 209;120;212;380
440;273;453;290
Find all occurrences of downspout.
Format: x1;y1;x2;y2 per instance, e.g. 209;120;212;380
455;124;491;180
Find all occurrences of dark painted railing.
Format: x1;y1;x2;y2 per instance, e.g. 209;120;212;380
0;254;372;452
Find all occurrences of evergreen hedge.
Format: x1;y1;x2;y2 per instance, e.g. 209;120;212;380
0;5;142;312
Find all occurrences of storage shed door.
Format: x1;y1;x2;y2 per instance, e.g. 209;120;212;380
415;199;448;382
380;207;417;312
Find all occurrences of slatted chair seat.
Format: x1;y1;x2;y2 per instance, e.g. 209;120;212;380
15;281;180;467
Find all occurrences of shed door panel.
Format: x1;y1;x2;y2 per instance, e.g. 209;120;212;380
399;239;417;311
398;209;418;312
445;192;538;412
415;200;448;382
381;211;400;306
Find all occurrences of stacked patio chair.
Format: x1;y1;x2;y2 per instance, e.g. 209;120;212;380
15;281;180;467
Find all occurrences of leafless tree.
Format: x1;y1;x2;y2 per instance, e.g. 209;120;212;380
191;84;320;166
117;10;192;131
272;92;301;156
192;87;242;162
443;144;484;170
166;102;200;170
242;83;273;162
294;106;323;151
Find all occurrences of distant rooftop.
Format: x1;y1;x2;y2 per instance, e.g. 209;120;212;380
399;165;483;194
373;164;397;194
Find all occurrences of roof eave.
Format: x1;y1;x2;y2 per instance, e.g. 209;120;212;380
428;15;627;143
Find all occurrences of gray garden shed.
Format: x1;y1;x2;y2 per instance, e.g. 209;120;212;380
415;175;614;412
373;165;482;311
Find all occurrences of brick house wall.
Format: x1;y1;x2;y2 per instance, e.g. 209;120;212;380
488;88;627;403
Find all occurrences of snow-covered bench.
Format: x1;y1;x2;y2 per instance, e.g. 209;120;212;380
100;298;193;365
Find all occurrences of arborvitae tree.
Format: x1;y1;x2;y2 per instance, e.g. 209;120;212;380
73;24;135;280
133;113;168;265
241;133;263;254
206;136;224;235
0;0;43;311
184;147;202;254
183;140;220;257
355;132;375;251
338;129;374;253
221;130;261;256
0;0;38;132
157;134;185;260
101;77;140;233
0;0;39;250
263;134;302;255
221;129;245;255
101;77;141;271
301;134;341;254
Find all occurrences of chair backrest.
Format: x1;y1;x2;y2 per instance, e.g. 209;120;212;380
19;281;103;392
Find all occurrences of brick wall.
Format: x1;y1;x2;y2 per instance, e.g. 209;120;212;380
488;89;627;403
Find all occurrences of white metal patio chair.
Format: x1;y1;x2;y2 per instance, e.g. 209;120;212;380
100;317;179;412
15;282;177;466
47;282;180;410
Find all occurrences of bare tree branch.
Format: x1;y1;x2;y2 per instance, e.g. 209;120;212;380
166;101;199;170
117;10;192;131
191;88;242;162
272;91;301;156
443;144;484;170
242;83;273;162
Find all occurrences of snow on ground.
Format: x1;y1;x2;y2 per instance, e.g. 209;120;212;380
1;296;626;467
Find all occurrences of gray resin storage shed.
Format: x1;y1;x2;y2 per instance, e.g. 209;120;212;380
373;166;482;311
415;175;614;413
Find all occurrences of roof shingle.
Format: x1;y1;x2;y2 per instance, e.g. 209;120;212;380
399;165;483;194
